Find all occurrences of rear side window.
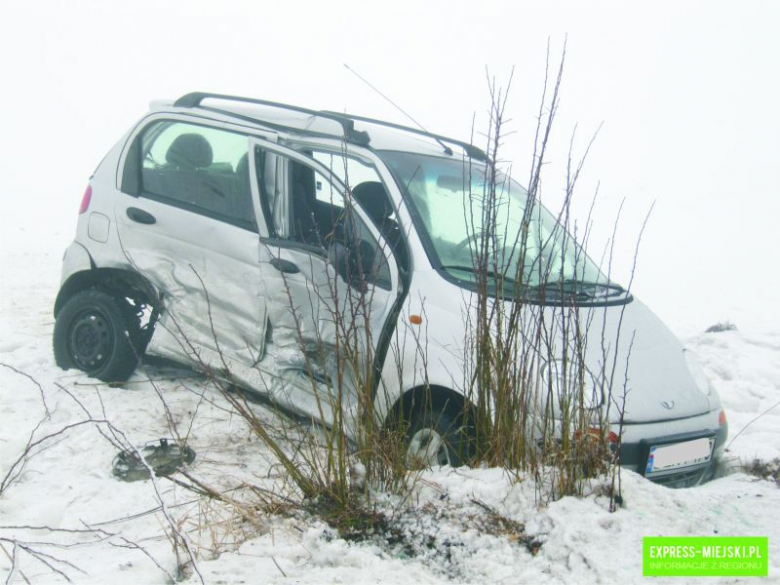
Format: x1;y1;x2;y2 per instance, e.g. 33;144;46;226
130;120;256;232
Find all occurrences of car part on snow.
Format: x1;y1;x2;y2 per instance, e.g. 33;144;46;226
53;289;141;383
112;438;196;482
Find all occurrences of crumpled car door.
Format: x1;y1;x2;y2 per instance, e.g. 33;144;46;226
114;119;268;378
249;140;399;417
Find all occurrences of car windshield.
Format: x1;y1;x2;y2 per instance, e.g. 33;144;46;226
379;151;627;304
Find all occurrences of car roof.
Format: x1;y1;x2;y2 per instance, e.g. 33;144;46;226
153;92;487;161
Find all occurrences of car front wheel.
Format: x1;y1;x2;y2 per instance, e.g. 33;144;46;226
53;289;139;383
404;402;475;468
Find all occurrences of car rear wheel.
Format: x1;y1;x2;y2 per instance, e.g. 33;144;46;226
53;290;140;383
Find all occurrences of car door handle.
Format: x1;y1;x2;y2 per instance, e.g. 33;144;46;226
270;258;300;274
126;207;156;225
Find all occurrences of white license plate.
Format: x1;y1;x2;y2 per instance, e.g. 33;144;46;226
645;438;714;475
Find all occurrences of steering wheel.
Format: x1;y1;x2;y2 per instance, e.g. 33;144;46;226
454;232;488;253
455;232;521;263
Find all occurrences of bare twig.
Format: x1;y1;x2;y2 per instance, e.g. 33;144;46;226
725;398;780;452
0;362;51;417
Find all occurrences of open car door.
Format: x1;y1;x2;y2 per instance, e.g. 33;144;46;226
248;138;401;424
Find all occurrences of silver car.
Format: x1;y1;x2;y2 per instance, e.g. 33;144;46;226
53;93;727;486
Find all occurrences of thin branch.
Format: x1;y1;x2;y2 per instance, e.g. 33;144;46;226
0;362;50;418
725;398;780;452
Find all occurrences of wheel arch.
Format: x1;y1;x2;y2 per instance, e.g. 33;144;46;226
54;268;160;317
385;384;472;429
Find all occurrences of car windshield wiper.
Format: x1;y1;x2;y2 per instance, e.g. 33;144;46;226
524;279;626;300
440;268;629;302
439;264;508;280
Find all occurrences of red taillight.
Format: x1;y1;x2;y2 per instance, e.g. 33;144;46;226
719;409;727;426
79;184;92;214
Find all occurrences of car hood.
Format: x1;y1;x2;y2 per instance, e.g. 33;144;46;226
577;297;712;424
417;274;713;425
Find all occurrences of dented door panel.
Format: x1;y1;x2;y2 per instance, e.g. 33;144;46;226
113;119;271;375
115;194;268;372
249;138;399;411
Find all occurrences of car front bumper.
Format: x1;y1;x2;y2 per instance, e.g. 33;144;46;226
615;409;728;488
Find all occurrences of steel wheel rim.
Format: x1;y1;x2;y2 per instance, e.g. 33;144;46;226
407;428;451;467
69;309;114;372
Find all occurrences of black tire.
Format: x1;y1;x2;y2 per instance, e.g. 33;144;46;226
404;400;476;468
53;289;140;383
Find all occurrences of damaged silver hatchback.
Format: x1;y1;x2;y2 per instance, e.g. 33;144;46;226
54;93;727;486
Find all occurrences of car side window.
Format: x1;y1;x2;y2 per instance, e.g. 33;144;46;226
311;151;383;196
138;121;257;232
257;146;392;289
313;151;409;272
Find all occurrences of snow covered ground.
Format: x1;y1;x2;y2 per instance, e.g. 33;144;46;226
1;222;779;584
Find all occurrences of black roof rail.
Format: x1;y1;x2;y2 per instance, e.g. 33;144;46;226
173;92;371;147
321;110;488;161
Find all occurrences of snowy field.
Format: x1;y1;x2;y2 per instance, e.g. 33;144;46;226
1;221;779;584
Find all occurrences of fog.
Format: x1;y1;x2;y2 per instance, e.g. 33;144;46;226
2;0;777;335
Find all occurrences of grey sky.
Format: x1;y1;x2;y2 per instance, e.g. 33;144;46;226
1;0;777;334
